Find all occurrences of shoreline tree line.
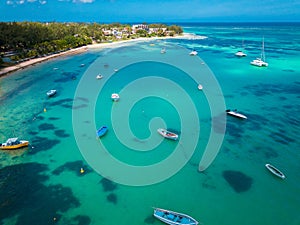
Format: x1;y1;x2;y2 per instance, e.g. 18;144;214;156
0;22;183;67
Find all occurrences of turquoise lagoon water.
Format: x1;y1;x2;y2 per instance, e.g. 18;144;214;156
0;23;300;225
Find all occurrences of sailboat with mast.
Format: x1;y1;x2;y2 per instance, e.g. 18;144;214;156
250;37;268;67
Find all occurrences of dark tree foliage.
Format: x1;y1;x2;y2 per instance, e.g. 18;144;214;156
0;22;182;64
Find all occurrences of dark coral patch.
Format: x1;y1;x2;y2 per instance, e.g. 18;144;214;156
28;131;39;135
50;98;73;108
48;117;60;121
70;215;91;225
100;178;118;192
54;129;70;138
73;104;88;110
38;123;56;131
223;170;253;193
106;193;117;204
0;163;80;225
52;160;93;176
29;136;60;155
144;215;155;224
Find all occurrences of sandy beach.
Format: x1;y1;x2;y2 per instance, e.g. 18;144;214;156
0;33;199;77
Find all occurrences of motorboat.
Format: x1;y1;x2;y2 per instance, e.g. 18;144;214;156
235;39;247;57
111;93;120;101
157;128;178;141
161;48;166;54
47;89;57;97
96;126;108;138
265;164;285;179
189;50;198;56
153;207;199;225
96;74;103;79
197;84;203;90
226;109;247;119
0;137;29;150
235;51;247;57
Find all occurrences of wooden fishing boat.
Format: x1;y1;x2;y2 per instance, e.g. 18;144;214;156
153;207;199;225
0;137;29;150
157;128;178;141
97;126;108;138
265;164;285;179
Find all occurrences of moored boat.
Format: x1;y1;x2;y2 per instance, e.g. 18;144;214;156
235;50;247;57
111;93;120;101
153;207;199;225
250;37;268;67
0;137;29;150
96;74;103;79
96;126;108;138
197;84;203;90
47;89;57;97
157;128;179;141
265;163;285;179
226;109;247;119
189;50;198;56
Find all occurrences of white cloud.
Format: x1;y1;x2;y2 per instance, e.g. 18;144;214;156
73;0;95;3
6;0;47;5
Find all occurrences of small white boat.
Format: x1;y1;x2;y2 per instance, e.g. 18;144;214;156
96;74;103;79
226;109;247;119
161;48;166;54
235;51;247;57
189;50;198;56
153;207;199;225
157;128;178;141
0;137;29;150
111;93;120;101
47;89;57;97
265;164;285;179
250;58;268;67
251;37;268;67
197;84;203;90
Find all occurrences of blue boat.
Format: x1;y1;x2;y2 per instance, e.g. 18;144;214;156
96;126;108;137
153;208;199;225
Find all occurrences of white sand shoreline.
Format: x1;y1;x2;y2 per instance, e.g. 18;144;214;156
0;33;202;77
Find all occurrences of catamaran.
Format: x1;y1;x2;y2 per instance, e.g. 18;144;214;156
251;37;268;67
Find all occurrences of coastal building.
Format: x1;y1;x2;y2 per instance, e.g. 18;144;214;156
149;27;167;34
131;24;149;34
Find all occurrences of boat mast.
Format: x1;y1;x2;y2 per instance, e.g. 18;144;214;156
262;36;265;62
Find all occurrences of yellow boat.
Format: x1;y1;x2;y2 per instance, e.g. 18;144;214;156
0;137;29;150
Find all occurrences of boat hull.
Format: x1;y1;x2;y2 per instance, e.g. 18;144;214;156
111;93;120;101
157;128;178;140
97;126;108;137
226;110;247;119
0;141;29;150
47;90;57;97
265;164;285;179
153;208;198;225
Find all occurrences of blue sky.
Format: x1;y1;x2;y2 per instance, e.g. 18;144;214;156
1;0;300;22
